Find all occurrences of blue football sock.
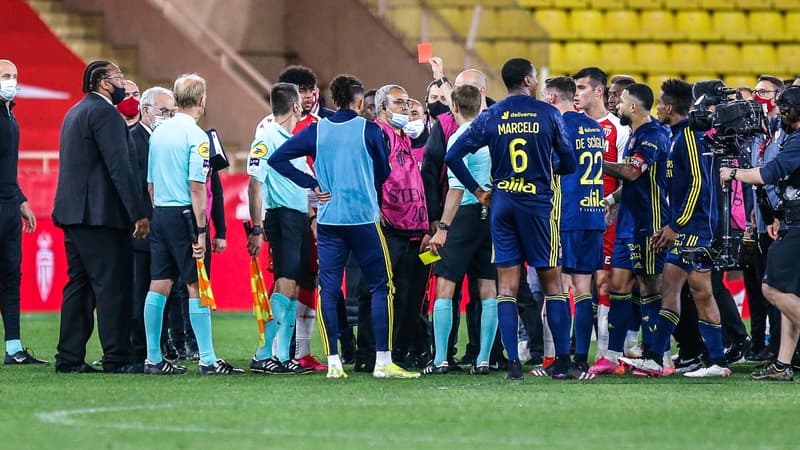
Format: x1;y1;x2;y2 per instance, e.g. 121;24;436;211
628;292;642;332
371;287;392;353
497;296;519;361
189;298;217;365
573;294;593;358
143;291;167;364
652;309;680;357
545;294;571;357
640;294;663;351
477;298;498;365
432;299;453;366
272;293;296;362
607;292;632;353
5;339;22;355
699;320;725;362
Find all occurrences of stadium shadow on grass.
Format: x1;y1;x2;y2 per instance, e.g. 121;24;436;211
1;313;795;449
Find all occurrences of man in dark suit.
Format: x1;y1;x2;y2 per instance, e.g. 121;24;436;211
52;60;149;373
128;86;175;366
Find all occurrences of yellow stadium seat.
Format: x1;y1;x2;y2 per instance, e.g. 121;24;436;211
571;10;608;40
778;0;800;10
436;7;468;38
646;74;674;97
563;42;600;73
591;0;623;9
636;43;671;73
700;0;735;9
724;75;757;89
714;11;755;42
670;43;706;74
737;0;774;10
546;42;567;74
741;44;780;74
431;40;466;69
777;45;800;73
533;9;572;40
518;0;554;7
497;8;540;39
492;40;530;70
705;43;741;73
676;11;719;41
784;11;800;40
555;0;588;8
627;0;669;9
604;10;640;40
477;8;501;39
600;43;639;73
640;10;676;40
749;11;787;41
386;6;422;40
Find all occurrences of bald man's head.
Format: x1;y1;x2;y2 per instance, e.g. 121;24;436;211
0;59;17;80
455;69;488;94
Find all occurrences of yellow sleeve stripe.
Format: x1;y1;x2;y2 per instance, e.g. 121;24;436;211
675;130;702;227
649;162;661;233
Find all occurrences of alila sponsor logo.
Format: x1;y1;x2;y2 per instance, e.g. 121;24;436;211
497;177;537;194
579;190;605;208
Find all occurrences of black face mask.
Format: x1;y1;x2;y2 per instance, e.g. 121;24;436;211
110;84;126;105
427;101;450;118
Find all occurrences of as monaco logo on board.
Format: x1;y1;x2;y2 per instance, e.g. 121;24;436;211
36;232;54;302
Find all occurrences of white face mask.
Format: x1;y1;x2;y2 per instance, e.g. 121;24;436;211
403;119;425;139
151;115;168;131
0;79;18;102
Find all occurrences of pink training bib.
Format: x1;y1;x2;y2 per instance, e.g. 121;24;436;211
376;120;428;231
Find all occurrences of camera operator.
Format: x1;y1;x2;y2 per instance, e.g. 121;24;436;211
719;85;800;381
744;75;785;362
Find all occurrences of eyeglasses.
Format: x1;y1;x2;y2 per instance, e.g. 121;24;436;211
144;105;177;118
390;99;412;107
753;89;778;96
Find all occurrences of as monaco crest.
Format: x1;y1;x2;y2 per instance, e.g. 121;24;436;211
36;232;54;302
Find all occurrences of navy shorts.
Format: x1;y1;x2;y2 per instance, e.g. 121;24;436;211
764;228;800;296
491;193;559;269
562;229;604;275
610;237;633;270
264;207;314;287
665;233;712;273
629;235;665;276
433;204;496;282
150;206;198;284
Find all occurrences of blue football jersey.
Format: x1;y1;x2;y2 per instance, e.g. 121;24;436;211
561;111;605;231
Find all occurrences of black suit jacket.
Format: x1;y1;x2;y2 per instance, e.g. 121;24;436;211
52;94;147;230
129;122;154;251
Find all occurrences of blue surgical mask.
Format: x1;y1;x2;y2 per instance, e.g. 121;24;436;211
0;79;17;102
389;111;409;129
151;115;168;131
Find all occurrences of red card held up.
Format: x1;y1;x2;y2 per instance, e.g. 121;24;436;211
417;43;432;64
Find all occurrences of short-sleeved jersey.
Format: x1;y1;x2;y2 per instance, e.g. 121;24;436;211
618;119;670;237
447;95;575;218
447;121;491;206
596;112;630;196
561;111;605;231
248;121;310;214
667;119;717;239
147;112;209;207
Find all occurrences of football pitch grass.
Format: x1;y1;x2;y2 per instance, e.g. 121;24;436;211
1;313;796;449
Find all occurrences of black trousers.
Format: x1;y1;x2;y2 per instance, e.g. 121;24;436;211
745;234;781;353
131;248;150;363
56;225;133;371
673;284;705;359
712;268;749;346
0;202;22;343
346;252;374;364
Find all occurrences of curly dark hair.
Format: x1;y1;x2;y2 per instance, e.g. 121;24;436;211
329;74;364;109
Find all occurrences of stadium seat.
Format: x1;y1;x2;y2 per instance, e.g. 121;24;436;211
705;43;742;73
546;41;567;74
436;7;468;38
563;42;599;73
571;10;607;40
700;0;735;9
714;11;755;42
686;73;720;83
777;45;800;73
517;0;553;7
737;0;774;10
605;10;640;40
670;43;705;74
639;10;676;40
533;9;572;40
600;43;638;73
784;11;800;40
675;11;719;41
635;42;671;73
432;39;466;68
645;73;674;97
497;8;540;39
492;40;530;70
741;44;779;74
385;6;421;39
626;0;668;10
750;11;787;41
591;0;624;9
472;40;494;68
724;75;756;89
554;0;588;8
477;8;501;39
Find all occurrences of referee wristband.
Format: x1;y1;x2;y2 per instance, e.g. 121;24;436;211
604;194;615;206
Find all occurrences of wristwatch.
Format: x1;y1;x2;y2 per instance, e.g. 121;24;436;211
250;225;263;236
434;76;449;88
438;222;450;231
197;226;208;234
730;168;738;180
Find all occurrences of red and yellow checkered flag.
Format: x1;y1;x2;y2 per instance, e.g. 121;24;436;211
196;259;216;310
250;257;273;347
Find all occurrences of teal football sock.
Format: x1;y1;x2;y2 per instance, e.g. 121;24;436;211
143;291;167;364
432;299;453;366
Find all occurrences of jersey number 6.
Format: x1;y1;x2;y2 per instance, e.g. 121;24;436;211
509;138;528;173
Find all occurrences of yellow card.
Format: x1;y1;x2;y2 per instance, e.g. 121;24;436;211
418;250;442;265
